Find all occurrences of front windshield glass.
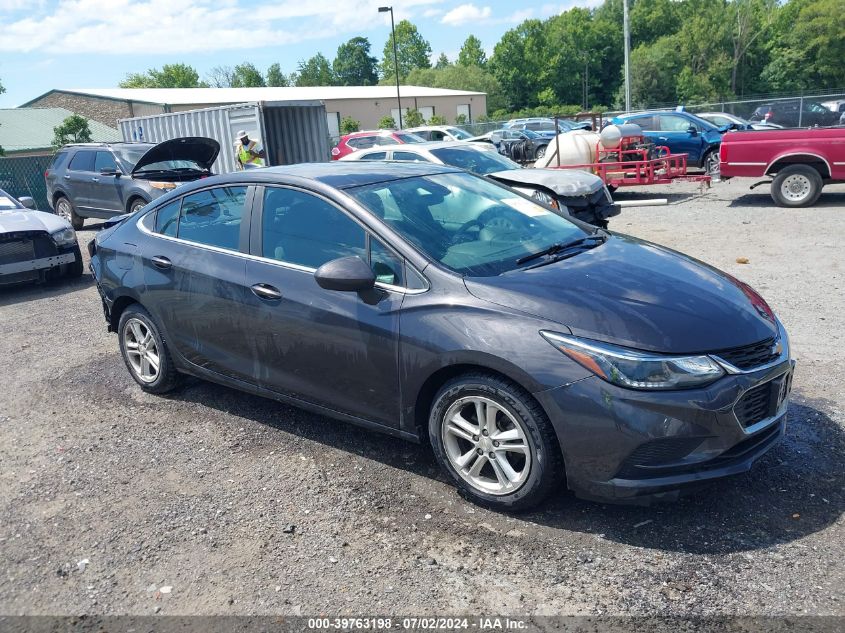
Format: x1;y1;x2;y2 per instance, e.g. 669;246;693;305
447;127;473;140
0;192;22;210
396;133;426;144
347;172;587;277
430;146;520;175
114;146;206;173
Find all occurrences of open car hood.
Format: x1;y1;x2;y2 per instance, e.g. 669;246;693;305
490;168;605;196
0;209;71;234
131;137;220;176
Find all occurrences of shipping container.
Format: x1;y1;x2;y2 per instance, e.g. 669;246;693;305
119;101;330;173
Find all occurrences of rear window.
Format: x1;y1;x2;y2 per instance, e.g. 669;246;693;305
68;151;95;171
49;151;71;170
394;133;425;144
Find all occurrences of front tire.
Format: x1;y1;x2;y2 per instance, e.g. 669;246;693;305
118;304;182;394
771;165;823;207
428;373;564;511
55;196;83;230
128;198;148;214
535;144;548;159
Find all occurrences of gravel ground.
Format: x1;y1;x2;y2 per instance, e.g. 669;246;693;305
0;177;843;619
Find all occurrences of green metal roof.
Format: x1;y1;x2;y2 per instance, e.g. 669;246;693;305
0;107;121;153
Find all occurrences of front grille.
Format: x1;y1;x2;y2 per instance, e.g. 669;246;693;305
715;337;779;370
0;239;35;265
735;381;774;427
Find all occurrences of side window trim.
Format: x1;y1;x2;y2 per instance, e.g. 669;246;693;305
251;184;428;293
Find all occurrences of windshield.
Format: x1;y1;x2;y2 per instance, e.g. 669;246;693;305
396;132;426;144
0;191;22;210
114;146;206;173
347;172;587;277
447;127;473;140
430;146;520;175
519;129;541;139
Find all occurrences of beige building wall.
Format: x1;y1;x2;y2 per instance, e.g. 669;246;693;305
324;94;487;130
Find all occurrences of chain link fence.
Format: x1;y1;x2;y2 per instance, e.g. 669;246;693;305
0;154;54;211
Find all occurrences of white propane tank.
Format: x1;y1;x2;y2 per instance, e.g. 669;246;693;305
534;130;600;169
599;123;643;149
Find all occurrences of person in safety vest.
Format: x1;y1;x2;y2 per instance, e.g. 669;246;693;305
234;130;265;170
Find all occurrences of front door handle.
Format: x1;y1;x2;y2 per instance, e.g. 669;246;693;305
151;256;172;269
251;283;282;301
63;175;71;180
91;177;99;183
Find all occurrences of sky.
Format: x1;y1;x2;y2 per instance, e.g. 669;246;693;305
0;0;602;108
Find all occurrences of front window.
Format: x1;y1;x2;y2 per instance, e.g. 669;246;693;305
0;191;22;210
347;172;588;277
429;146;519;175
394;132;426;144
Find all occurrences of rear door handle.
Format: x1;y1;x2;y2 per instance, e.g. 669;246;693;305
251;283;282;301
91;177;99;182
151;256;172;269
63;175;71;180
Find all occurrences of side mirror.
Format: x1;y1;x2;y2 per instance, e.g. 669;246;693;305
314;256;376;292
18;196;36;209
687;125;699;136
100;168;121;176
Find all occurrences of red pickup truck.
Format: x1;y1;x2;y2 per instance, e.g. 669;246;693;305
719;126;845;207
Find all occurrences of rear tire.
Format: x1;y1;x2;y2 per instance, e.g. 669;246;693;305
55;196;83;230
118;304;182;394
703;150;720;177
535;144;548;160
771;165;823;208
428;372;564;511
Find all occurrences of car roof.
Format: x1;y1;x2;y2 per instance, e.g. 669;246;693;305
164;161;463;193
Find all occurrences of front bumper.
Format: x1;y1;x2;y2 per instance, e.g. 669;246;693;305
535;357;795;503
0;249;77;285
559;187;620;225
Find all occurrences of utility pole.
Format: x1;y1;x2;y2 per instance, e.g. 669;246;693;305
379;6;403;128
623;0;631;111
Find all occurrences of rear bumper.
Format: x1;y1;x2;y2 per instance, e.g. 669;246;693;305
535;357;795;504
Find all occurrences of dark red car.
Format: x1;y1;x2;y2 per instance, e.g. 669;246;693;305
331;130;425;160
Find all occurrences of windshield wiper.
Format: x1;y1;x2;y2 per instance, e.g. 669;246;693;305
516;233;607;265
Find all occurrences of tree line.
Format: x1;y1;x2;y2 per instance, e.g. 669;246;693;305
118;0;844;120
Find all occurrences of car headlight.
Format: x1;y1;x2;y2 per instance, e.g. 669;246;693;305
51;227;77;246
149;181;177;191
540;331;725;390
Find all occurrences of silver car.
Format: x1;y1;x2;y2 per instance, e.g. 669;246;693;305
0;188;82;285
341;141;619;227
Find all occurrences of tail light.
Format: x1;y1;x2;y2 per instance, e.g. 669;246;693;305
331;147;340;156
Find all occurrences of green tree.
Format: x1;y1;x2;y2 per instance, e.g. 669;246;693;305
489;19;547;109
206;65;234;88
266;63;291;87
120;63;206;88
296;53;335;86
455;113;468;125
406;64;507;112
231;62;266;87
428;114;448;125
457;35;487;67
404;109;425;127
627;35;684;107
381;20;432;81
340;116;361;134
435;53;451;69
377;115;396;129
334;37;378;86
53;114;92;147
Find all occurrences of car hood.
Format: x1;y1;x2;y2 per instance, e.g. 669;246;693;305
131;137;220;176
0;208;70;234
464;233;778;354
490;168;605;196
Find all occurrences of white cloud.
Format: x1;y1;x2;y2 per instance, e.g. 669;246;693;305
0;0;445;54
440;3;491;26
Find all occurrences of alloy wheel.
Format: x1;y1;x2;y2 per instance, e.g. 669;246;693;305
441;396;531;495
123;318;160;383
56;199;72;222
781;174;812;203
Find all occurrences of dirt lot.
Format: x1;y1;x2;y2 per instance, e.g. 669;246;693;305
0;178;843;619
